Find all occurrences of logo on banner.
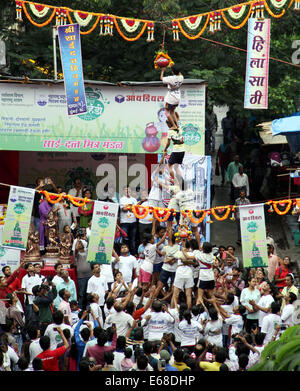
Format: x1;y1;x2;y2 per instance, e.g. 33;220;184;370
182;124;201;146
13;203;25;215
247;222;258;232
98;217;109;228
36;94;48;107
79;87;110;121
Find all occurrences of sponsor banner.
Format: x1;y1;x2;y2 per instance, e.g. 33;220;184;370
0;225;21;272
57;23;87;116
86;201;118;265
244;18;270;109
1;186;35;250
157;153;211;242
239;203;268;268
0;82;205;154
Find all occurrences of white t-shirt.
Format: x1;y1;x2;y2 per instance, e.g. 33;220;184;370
52;275;64;287
193;250;214;282
154;237;166;265
257;294;274;327
148;172;164;201
167;128;185;153
261;313;282;344
141;243;157;274
175;250;193;279
86;275;108;306
89;302;104;328
138;201;153;224
103;305;116;329
21;274;42;305
204;316;223;348
44;323;73;350
119;196;137;224
178;319;203;347
224;314;244;336
72;238;88;253
100;263;114;284
281;304;294;327
114;255;137;283
167;308;181;342
162;74;184;105
68;188;82;218
29;339;43;366
162;244;179;273
176;189;195;211
106;311;134;337
147;311;175;341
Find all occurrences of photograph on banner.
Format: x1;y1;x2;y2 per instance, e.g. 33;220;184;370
239;203;268;268
1;186;35;250
157;153;211;242
57;23;87;116
0;82;205;154
244;18;270;109
0;225;21;272
18;152;147;201
87;201;118;265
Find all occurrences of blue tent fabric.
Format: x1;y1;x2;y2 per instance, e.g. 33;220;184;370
271;113;300;153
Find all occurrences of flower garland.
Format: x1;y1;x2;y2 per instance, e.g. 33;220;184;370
176;14;210;40
22;1;56;27
153;207;172;222
264;0;287;17
188;210;207;224
211;206;232;221
114;18;149;42
271;199;293;215
67;10;100;35
132;205;149;220
221;4;253;30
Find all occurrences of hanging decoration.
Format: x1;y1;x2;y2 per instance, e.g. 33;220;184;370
132;205;149;220
15;0;297;41
153;207;172;222
211;206;232;221
154;50;174;70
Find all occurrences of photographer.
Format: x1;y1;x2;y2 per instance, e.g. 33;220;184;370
32;277;57;335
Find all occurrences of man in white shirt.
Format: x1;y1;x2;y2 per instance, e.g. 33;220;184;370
119;186;138;256
52;262;64;287
58;288;72;325
261;302;282;345
281;291;297;327
137;189;153;243
113;244;137;285
44;310;73;350
146;301;175;342
86;263;108;319
232;166;249;199
68;177;83;223
21;262;42;322
160;65;184;130
105;302;134;337
250;282;274;329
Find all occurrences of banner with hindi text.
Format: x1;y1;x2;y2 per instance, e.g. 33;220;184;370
244;18;270;109
58;23;87;116
1;186;35;250
87;201;118;265
239;203;268;268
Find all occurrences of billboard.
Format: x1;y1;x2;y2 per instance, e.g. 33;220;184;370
0;82;205;154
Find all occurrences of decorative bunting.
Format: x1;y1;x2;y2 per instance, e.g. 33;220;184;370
15;0;297;41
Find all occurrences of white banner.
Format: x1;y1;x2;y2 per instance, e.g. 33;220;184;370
244;18;270;109
239;203;268;268
0;225;21;272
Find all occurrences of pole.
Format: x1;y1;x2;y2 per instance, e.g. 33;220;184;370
53;27;58;80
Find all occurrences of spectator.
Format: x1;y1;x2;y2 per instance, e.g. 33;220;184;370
234;190;250;246
119;186;138;256
232;166;249;200
78;189;94;228
54;270;77;309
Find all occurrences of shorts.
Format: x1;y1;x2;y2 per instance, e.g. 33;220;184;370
168;151;185;166
174;274;194;290
197;279;215;290
139;268;152;284
148;199;164;208
160;269;176;285
168;198;180;213
153;262;163;273
165;102;178;111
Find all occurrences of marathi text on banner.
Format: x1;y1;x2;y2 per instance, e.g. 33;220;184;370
0;226;21;272
87;201;119;265
57;23;87;116
1;186;35;250
239;203;268;268
244;18;271;110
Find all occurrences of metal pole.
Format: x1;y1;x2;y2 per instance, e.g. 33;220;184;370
53;27;58;80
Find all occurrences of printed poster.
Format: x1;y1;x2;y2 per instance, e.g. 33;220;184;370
1;186;35;250
0;82;205;154
57;23;87;116
0;225;21;272
87;200;118;265
239;203;268;268
244;18;271;109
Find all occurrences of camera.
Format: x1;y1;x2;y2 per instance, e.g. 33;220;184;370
158;359;166;370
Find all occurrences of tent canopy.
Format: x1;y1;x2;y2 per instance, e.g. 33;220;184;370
271;112;300;153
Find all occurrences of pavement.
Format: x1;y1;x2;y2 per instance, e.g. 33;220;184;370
209;127;300;288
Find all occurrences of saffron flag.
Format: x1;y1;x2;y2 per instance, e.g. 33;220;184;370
239;203;268;268
244;18;270;109
58;23;87;116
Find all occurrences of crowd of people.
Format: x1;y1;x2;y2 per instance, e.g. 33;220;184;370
0;200;299;371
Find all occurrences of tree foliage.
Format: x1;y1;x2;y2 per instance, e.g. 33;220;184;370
1;0;300;121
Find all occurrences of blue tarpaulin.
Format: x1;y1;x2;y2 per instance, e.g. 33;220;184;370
271;112;300;153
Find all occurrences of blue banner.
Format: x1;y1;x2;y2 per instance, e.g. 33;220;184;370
58;23;87;116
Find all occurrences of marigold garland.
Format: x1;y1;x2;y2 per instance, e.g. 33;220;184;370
221;6;253;30
177;14;210;40
264;0;287;17
66;10;100;35
114;18;148;41
153;207;172;222
22;1;56;27
188;210;207;224
272;199;292;215
132;204;149;219
211;206;232;221
41;190;64;204
154;51;174;70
